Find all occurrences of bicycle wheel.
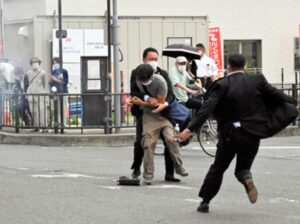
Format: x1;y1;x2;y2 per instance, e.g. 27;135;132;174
197;123;217;157
207;117;217;135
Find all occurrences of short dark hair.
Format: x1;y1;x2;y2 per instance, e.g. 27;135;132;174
196;43;205;49
30;57;41;65
228;54;246;70
143;47;159;59
52;57;61;64
135;64;154;82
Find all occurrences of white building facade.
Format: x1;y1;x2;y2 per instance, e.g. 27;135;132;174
3;0;300;89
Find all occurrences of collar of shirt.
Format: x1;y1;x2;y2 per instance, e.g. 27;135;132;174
227;70;244;76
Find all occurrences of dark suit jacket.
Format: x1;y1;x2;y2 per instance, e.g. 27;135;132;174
130;66;175;117
187;72;298;138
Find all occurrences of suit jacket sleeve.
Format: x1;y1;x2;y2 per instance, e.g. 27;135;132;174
187;81;226;132
259;75;297;106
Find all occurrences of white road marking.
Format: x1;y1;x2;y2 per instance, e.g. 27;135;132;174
191;146;300;150
148;184;193;190
184;199;201;203
269;197;300;204
101;186;121;190
31;173;106;179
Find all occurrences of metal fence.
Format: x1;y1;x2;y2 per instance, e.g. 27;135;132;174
0;91;135;134
0;83;299;134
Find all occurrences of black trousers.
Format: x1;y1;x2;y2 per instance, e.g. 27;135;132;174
130;115;174;175
199;128;260;203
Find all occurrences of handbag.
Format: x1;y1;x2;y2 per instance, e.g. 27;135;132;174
167;99;190;125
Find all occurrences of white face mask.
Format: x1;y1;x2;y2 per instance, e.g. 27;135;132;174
32;62;40;71
177;65;186;73
53;63;60;70
146;61;158;72
198;50;203;56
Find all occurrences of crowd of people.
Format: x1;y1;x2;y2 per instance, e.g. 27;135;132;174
8;57;69;132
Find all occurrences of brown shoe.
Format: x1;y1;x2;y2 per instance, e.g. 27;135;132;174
244;178;258;204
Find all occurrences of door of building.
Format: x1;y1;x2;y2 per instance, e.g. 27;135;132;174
81;56;108;126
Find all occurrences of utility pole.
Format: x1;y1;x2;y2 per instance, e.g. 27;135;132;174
104;0;113;134
112;0;121;132
58;0;64;134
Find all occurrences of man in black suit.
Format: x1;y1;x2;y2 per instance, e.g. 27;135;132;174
179;54;297;213
129;47;180;182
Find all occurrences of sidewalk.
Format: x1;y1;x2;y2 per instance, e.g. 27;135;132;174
0;126;299;147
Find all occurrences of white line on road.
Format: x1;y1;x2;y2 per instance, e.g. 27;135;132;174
191;146;300;150
269;197;300;204
148;185;193;190
184;199;200;203
31;173;107;179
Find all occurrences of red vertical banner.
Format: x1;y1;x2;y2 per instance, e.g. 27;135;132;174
209;27;223;72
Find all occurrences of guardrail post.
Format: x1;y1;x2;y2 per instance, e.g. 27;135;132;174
281;68;284;89
104;93;112;134
53;93;59;134
14;93;19;133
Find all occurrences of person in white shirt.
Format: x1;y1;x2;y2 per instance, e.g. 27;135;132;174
195;43;218;88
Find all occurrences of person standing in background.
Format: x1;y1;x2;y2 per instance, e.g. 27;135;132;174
26;57;49;132
50;57;69;127
13;66;31;126
195;43;218;89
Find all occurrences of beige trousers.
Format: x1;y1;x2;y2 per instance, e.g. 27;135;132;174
141;112;183;177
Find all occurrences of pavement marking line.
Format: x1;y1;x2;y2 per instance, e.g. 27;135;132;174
148;185;193;190
269;197;300;204
185;199;201;203
191;146;300;150
31;173;107;179
100;186;122;190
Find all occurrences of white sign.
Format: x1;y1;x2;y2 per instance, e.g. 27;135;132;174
84;30;107;56
52;29;84;63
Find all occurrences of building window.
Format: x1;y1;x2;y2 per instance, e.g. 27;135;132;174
224;40;262;74
294;38;300;71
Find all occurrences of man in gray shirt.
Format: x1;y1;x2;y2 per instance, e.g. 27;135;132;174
131;64;188;184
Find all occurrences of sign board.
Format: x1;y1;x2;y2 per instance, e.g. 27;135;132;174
52;29;83;63
84;30;107;56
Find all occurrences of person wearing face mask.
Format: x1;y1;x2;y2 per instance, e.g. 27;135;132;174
130;64;188;184
195;43;218;89
50;57;69;127
127;47;182;183
50;57;69;94
169;56;202;109
26;57;49;132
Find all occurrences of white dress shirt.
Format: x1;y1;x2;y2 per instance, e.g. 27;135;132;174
195;54;218;78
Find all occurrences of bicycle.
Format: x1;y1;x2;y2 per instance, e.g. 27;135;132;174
192;90;218;157
196;117;217;157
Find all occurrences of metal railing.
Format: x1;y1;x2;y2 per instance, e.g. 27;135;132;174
0;83;299;134
0;91;135;134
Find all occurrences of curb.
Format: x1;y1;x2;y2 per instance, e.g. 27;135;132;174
0;132;136;147
0;126;299;147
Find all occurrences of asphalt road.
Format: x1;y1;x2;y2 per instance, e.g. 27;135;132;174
0;136;300;224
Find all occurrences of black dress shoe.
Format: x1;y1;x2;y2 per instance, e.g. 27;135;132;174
131;169;141;179
197;202;209;213
165;174;181;182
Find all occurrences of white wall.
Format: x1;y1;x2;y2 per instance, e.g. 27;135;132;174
44;0;300;83
4;0;45;20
